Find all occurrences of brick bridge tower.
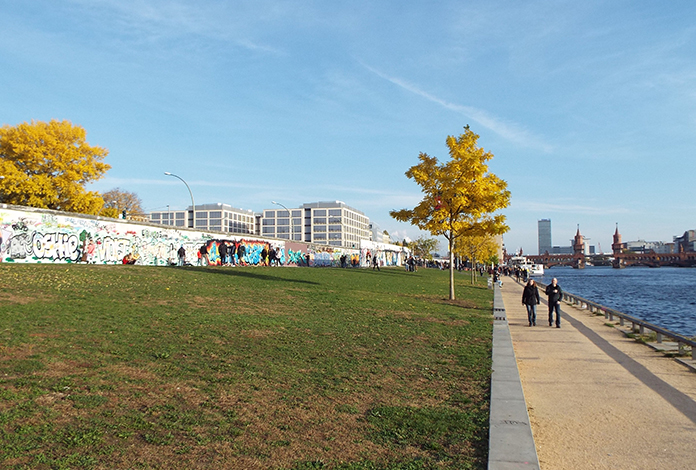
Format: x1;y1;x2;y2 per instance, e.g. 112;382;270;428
612;224;622;255
573;225;586;269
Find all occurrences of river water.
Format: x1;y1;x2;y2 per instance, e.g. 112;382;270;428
533;266;696;337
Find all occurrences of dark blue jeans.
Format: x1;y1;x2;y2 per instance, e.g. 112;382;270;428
525;304;537;325
549;302;561;326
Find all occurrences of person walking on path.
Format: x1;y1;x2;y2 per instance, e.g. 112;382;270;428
521;279;540;326
545;277;563;327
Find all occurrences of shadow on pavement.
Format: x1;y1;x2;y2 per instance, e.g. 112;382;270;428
553;299;696;426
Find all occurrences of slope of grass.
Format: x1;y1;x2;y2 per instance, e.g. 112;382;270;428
0;264;492;469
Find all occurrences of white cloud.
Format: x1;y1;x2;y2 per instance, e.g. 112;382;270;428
513;199;630;215
362;63;553;152
389;231;411;243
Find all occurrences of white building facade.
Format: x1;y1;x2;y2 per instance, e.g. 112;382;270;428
149;203;257;235
261;207;303;241
261;201;370;248
370;222;391;244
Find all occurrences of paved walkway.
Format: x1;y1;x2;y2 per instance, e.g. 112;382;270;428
499;279;696;470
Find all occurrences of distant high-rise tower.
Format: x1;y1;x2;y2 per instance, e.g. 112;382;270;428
538;219;552;255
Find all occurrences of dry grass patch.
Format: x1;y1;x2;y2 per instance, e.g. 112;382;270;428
0;343;38;361
228;391;396;467
0;291;55;305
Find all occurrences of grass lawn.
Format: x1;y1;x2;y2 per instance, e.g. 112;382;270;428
0;264;493;470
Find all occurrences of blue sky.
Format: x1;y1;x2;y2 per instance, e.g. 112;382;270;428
2;0;695;255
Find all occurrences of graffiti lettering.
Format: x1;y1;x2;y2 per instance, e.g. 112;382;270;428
240;240;265;265
32;232;81;261
287;249;306;266
312;252;332;267
9;233;33;259
95;237;131;263
12;220;28;232
41;214;58;225
141;229;164;239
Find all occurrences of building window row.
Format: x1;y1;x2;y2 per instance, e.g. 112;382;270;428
154;203;372;248
149;207;255;235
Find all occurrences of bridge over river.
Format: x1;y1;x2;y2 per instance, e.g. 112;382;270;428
508;226;696;269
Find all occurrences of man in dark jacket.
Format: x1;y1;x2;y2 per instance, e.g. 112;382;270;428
177;246;186;266
237;243;246;266
218;242;228;266
545;278;563;328
522;279;540;326
200;244;209;266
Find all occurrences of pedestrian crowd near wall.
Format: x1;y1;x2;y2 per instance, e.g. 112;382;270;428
0;204;408;269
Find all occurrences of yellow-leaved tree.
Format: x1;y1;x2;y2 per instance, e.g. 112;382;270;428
391;126;510;299
0;120;111;214
456;234;500;284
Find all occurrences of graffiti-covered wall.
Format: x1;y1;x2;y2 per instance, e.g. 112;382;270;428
360;239;409;268
0;204;406;268
0;205;280;266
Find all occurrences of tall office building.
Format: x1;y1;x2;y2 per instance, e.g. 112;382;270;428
538;219;552;255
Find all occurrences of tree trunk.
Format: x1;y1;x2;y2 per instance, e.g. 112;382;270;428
471;256;476;285
449;236;455;300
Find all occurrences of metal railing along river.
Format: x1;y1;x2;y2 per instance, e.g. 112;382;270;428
535;281;696;360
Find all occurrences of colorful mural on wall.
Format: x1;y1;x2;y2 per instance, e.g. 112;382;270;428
0;205;407;268
0;206;277;266
196;239;288;266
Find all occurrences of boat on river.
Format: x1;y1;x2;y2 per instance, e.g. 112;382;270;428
508;256;544;276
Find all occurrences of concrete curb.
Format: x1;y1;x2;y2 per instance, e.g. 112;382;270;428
488;284;540;470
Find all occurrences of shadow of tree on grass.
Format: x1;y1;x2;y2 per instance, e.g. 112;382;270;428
189;267;321;285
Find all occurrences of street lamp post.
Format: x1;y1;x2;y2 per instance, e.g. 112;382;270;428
272;200;294;240
164;172;195;228
272;201;294;266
